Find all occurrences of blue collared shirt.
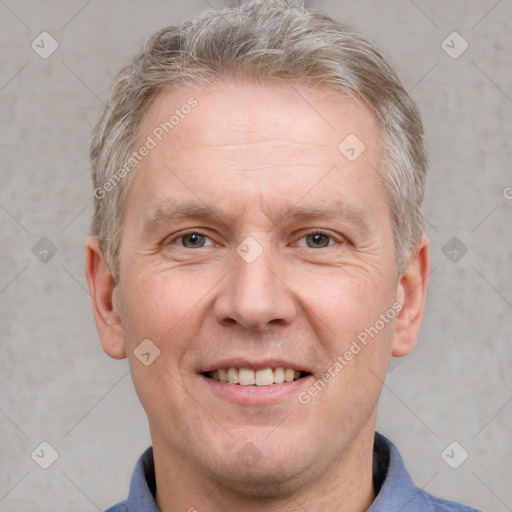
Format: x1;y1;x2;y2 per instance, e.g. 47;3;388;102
105;433;480;511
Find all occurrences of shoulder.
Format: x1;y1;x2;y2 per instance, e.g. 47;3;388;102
372;432;481;512
415;488;482;511
104;504;128;512
103;447;156;512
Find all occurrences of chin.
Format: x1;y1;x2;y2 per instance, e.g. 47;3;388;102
203;443;317;499
216;464;309;500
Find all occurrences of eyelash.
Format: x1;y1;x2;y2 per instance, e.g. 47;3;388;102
166;229;342;248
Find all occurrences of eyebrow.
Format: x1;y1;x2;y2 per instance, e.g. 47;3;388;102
143;198;372;236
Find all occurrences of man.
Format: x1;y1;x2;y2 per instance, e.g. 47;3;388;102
85;2;480;511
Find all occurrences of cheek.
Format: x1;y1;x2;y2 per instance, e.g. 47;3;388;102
316;320;396;431
294;267;394;340
117;270;210;364
120;272;207;420
294;267;397;403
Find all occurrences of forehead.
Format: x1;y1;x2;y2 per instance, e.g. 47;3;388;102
127;80;385;226
141;80;377;161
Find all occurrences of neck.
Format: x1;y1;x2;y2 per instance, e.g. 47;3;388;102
152;421;377;512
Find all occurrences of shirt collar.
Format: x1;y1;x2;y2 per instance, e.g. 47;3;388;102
123;433;423;512
367;432;423;511
125;446;159;512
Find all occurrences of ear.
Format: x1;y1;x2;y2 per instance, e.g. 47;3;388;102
392;235;430;357
85;237;126;359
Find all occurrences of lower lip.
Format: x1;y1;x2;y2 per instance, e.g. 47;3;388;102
200;374;315;405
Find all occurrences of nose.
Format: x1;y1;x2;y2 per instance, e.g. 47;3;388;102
214;241;297;332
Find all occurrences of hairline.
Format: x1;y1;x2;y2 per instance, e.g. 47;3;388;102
90;3;426;282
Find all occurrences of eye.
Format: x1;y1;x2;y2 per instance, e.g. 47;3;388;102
299;232;336;248
177;232;213;248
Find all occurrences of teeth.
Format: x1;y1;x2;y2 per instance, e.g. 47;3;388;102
239;368;255;385
227;367;239;384
255;368;274;386
273;367;285;384
284;368;295;382
208;367;306;386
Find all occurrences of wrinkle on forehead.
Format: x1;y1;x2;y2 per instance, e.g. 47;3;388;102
197;139;327;151
130;80;386;241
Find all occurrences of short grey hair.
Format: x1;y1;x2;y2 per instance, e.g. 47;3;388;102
89;0;427;281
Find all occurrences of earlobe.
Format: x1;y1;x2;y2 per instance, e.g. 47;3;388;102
84;237;126;359
392;235;430;357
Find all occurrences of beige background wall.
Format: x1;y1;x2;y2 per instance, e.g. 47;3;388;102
1;0;511;510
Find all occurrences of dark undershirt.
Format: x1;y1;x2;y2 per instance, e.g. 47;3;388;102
372;432;391;495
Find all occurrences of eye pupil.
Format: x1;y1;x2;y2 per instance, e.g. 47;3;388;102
182;233;205;248
307;233;330;248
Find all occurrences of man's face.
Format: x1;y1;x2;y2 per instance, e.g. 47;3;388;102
100;81;417;489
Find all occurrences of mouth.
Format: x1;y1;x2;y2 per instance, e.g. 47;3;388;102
202;367;312;386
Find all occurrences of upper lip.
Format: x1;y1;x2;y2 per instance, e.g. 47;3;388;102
199;359;313;374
